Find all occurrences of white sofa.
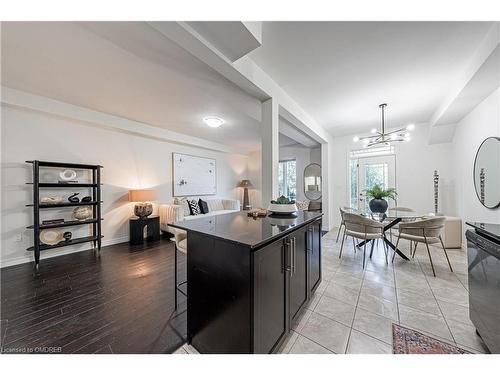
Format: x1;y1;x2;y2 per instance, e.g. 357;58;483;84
159;198;240;235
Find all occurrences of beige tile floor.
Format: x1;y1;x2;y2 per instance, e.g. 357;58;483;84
174;228;489;354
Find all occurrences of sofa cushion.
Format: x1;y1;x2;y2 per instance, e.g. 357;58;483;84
207;199;224;211
188;199;201;215
174;197;191;217
198;199;209;214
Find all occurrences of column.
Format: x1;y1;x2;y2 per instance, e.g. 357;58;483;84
261;98;279;207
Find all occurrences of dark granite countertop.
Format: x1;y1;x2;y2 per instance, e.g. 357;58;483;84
466;222;500;242
170;211;323;249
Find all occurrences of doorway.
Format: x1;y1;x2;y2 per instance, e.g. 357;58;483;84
349;153;396;211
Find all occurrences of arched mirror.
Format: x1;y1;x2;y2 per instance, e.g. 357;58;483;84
474;136;500;209
304;163;322;201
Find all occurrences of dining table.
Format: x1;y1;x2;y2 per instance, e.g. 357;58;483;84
346;208;428;261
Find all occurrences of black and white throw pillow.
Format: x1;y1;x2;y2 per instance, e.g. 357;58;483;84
198;199;209;214
188;199;201;215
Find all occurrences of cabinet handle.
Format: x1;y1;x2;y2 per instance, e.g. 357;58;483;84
284;239;292;272
292;237;296;275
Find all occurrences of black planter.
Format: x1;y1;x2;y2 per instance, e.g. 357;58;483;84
369;198;388;213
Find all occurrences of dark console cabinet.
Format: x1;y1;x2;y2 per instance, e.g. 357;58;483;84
172;212;322;354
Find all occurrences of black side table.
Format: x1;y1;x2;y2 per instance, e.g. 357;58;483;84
129;215;160;245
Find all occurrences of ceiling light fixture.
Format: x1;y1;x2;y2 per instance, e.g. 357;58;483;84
353;103;414;148
203;116;224;128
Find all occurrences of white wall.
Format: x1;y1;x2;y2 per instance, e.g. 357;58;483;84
247;149;262;208
330;123;453;226
450;87;500;225
1;105;248;267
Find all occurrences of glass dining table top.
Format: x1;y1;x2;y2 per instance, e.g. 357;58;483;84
344;207;428;221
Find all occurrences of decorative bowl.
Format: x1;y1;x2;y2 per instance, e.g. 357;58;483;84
267;203;298;216
59;169;77;181
73;206;92;221
40;229;64;245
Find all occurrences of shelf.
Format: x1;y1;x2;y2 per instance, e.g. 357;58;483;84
27;183;99;188
27;218;102;229
27;235;103;252
26;201;101;208
26;160;103;170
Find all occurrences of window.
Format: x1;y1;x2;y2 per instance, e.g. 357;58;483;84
278;159;296;200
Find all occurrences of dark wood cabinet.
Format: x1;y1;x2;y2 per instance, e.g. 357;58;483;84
177;212;322;354
289;225;309;323
308;219;322;295
253;237;288;354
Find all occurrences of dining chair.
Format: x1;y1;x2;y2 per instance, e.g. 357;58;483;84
392;217;452;277
173;229;188;309
335;206;350;242
387;206;415;241
340;212;388;268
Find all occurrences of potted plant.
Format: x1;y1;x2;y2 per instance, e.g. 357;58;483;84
267;195;298;216
365;184;397;213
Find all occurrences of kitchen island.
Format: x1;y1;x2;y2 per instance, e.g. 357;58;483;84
170;210;323;354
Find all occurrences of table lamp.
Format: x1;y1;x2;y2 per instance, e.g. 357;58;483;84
129;189;157;219
237;180;252;210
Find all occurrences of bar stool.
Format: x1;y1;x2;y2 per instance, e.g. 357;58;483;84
173;230;187;309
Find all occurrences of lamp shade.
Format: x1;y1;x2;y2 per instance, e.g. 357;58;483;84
129;189;157;202
237;179;253;188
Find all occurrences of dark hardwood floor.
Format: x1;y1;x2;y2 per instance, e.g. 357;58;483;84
0;238;187;354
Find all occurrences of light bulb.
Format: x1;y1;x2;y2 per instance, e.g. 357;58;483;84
353;136;360;142
406;123;415;131
371;128;377;134
362;138;370;144
404;137;411;142
203;116;224;128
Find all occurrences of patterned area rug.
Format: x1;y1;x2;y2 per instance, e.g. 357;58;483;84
392;324;471;354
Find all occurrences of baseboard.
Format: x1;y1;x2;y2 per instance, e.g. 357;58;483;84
0;235;129;268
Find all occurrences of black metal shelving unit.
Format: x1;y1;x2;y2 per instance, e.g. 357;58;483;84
26;160;103;270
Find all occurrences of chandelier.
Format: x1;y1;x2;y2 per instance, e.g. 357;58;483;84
353;103;414;148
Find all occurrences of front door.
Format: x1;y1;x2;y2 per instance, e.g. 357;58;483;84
350;155;396;211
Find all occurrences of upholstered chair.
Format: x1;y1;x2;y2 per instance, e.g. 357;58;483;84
340;212;388;268
174;230;187;309
387;206;415;241
335;206;352;242
392;216;452;277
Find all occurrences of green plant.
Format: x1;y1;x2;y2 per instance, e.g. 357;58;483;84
365;184;397;201
270;195;296;205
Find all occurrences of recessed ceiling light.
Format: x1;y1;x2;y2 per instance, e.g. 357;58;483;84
353;136;360;142
406;123;415;131
203;116;224;128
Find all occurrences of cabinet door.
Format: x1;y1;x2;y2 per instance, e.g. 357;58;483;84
253;238;288;353
308;220;322;294
289;226;309;322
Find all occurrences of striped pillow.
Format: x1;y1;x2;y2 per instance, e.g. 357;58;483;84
187;199;201;215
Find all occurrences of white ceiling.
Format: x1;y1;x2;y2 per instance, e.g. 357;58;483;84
249;22;494;136
1;22;263;153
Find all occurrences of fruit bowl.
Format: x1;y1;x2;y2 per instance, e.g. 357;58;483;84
267;203;298;216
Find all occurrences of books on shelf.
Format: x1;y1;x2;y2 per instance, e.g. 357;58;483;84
42;219;65;225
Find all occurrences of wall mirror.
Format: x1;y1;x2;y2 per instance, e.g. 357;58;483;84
474;136;500;209
304;163;322;201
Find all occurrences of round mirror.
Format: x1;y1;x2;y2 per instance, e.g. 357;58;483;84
474;136;500;209
304;163;322;201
